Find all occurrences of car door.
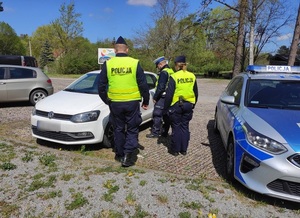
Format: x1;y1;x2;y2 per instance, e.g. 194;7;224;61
6;67;37;101
141;73;157;122
0;67;7;101
219;76;243;144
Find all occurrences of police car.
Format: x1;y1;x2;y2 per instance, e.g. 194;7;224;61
214;65;300;202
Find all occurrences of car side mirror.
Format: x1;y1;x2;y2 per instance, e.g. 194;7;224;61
221;96;238;105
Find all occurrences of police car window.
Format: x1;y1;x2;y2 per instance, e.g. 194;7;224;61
227;77;243;96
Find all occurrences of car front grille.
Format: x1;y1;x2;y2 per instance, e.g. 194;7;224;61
267;179;300;197
288;154;300;168
36;110;72;120
32;126;94;141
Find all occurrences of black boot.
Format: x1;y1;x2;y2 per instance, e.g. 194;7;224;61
122;152;135;167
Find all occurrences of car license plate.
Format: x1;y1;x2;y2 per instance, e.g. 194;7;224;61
37;120;60;132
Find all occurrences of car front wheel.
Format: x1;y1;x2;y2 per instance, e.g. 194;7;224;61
103;122;114;148
30;89;47;105
213;109;219;133
226;137;235;181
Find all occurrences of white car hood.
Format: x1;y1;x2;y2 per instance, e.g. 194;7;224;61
36;90;106;114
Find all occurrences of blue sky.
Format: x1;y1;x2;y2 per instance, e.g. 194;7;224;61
1;0;201;42
1;0;299;53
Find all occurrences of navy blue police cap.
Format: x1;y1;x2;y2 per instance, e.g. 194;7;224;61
174;55;186;63
153;56;166;67
115;36;127;45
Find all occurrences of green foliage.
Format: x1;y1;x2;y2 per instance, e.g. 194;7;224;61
0;22;25;55
0;162;17;171
40;40;54;68
65;192;88;210
38;153;56;167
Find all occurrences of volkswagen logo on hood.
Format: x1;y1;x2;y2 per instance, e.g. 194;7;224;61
48;111;55;119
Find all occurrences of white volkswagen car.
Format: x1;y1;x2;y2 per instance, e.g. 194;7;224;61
31;70;157;148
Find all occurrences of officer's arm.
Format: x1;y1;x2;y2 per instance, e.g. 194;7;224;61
164;77;175;110
153;71;168;101
136;63;150;106
98;63;109;104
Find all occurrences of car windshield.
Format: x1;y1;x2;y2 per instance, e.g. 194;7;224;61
246;80;300;110
64;73;99;94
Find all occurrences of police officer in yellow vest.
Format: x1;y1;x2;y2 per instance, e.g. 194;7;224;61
146;56;174;138
98;36;150;167
164;55;198;156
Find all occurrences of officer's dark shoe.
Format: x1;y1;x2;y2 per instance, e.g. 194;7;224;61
146;133;159;138
168;150;179;156
180;151;187;156
114;154;124;163
161;132;169;137
122;153;135;167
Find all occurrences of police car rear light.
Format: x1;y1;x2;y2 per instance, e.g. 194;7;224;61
247;65;300;74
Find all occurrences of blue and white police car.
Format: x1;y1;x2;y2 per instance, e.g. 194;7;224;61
214;65;300;202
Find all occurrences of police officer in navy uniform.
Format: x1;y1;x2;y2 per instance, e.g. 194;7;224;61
164;55;198;156
146;56;174;138
98;36;149;167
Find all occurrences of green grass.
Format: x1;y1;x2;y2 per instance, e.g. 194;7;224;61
65;192;88;210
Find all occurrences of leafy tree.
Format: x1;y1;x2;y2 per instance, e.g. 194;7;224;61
0;22;25;55
40;40;54;68
277;45;290;55
52;1;83;54
31;25;59;60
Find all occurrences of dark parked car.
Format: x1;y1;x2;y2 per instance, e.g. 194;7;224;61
0;55;38;67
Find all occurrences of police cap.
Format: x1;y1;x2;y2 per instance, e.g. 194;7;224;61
174;55;186;63
153;56;166;67
115;36;127;45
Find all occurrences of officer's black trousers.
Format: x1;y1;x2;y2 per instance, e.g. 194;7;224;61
151;97;170;136
109;101;142;156
168;102;193;153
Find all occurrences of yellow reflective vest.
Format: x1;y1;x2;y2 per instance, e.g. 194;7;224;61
106;57;141;102
170;70;196;106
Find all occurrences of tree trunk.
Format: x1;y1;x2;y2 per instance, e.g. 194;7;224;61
233;0;247;77
288;3;300;66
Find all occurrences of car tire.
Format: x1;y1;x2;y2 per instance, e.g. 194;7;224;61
226;137;235;181
102;122;114;148
30;89;47;105
213;110;219;133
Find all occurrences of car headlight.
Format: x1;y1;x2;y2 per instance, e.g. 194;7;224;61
243;123;287;154
71;110;100;123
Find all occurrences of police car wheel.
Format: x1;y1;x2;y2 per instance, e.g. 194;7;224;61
103;122;114;148
213;110;219;134
226;137;235;181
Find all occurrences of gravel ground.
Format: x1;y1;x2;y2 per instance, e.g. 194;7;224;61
0;77;300;217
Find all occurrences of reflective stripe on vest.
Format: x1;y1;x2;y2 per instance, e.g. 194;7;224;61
107;57;141;102
170;70;196;106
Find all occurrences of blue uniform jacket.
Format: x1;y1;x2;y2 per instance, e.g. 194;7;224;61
153;65;171;101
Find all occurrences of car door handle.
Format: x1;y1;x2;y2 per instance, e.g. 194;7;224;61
0;82;6;85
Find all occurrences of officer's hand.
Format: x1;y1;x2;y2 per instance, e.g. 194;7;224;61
142;104;148;110
153;99;156;104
